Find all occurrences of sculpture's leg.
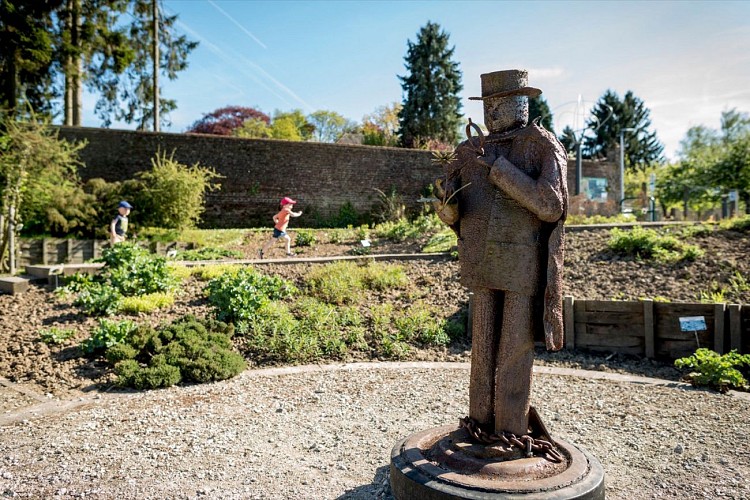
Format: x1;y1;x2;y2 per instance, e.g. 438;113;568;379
494;291;534;436
469;287;499;426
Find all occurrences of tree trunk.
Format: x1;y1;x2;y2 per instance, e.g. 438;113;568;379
743;192;750;215
152;0;160;132
64;0;82;126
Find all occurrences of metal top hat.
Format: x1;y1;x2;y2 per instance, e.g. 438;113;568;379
468;69;542;101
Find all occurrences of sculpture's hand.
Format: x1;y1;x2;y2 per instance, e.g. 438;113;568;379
433;177;459;226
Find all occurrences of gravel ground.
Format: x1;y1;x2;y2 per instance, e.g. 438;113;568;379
1;363;749;499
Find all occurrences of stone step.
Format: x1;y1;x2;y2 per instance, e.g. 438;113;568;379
0;276;30;295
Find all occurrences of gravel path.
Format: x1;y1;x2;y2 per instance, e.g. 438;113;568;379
1;362;749;499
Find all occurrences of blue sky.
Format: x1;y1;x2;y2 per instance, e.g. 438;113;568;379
79;0;750;159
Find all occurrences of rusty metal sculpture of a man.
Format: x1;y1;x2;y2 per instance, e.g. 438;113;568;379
435;69;567;438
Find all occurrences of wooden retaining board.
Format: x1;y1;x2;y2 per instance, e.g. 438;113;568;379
573;300;644;355
654;303;715;359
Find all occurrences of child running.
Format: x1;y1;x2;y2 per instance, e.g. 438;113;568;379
258;196;303;259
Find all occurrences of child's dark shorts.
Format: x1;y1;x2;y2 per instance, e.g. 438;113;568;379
273;228;287;238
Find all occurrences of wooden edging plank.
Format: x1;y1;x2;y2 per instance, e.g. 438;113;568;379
714;303;726;354
564;296;575;350
729;304;742;352
643;299;655;359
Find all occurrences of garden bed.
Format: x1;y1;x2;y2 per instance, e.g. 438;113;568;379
1;226;749;400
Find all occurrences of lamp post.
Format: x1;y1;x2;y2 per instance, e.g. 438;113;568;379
619;127;636;212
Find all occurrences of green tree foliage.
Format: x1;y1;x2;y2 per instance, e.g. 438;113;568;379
234;117;272;139
584;89;664;170
529;95;554;133
362;102;401;146
0;0;60;118
0;114;86;271
135;150;221;229
658;109;750;214
270;109;314;141
558;125;578;155
398;21;463;148
307;109;354;143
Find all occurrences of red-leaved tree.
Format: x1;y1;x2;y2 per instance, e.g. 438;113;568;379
186;106;271;135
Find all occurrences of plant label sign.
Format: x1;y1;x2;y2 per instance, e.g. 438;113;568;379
679;316;706;332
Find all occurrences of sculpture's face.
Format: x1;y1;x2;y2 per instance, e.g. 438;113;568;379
484;95;529;133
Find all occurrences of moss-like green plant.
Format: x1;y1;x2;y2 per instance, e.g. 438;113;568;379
111;316;245;390
675;348;750;393
190;263;244;281
119;292;175;314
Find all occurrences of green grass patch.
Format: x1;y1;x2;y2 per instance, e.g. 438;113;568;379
607;226;704;263
304;261;409;305
190;263;245;281
372;213;443;242
140;228;249;248
422;228;457;253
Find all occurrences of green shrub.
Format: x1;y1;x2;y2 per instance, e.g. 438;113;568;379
294;230;317;247
206;267;296;331
607;226;704;262
119;292;175;314
135;150;222;230
111;316;245;390
675;348;750;392
39;327;76;345
82;319;138;354
174;247;242;261
679;224;713;238
394;303;450;346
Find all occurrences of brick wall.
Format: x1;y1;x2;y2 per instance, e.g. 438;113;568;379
58;127;439;227
57;126;616;227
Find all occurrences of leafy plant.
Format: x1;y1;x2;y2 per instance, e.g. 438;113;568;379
295;230;317;247
82;319;138;354
373;213;443;242
675;348;750;393
206;267;296;331
39;327;76;345
719;215;750;232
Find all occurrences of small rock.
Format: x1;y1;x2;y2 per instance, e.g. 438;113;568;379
674;444;684;454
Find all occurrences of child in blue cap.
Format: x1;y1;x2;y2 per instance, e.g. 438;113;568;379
110;201;132;244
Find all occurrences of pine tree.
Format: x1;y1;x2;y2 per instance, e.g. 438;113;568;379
397;21;463;148
583;89;664;170
529;95;554;133
0;1;60;119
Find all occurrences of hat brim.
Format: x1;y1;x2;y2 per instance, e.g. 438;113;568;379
468;86;542;100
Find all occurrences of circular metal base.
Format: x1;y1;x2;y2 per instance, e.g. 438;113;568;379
390;425;605;499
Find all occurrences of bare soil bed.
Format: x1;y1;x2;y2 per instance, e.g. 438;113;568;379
1;226;749;402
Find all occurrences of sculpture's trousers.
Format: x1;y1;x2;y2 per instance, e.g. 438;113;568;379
469;287;534;436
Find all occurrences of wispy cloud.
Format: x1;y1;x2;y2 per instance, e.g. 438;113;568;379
206;0;267;49
528;67;565;80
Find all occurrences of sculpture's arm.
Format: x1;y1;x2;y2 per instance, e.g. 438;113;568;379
488;153;564;223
